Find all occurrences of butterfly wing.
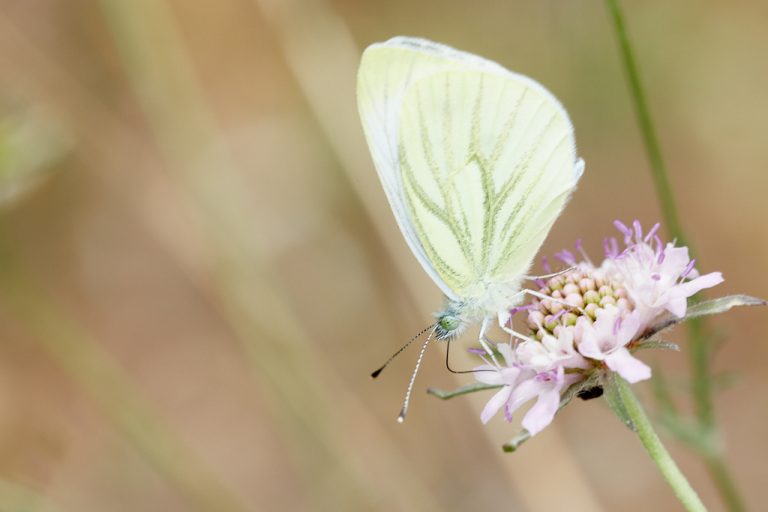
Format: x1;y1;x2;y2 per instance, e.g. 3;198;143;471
357;37;583;302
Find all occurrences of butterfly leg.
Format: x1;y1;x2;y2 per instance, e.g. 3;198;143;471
495;288;583;343
493;290;539;344
521;266;576;281
477;317;500;366
497;308;538;344
500;324;538;344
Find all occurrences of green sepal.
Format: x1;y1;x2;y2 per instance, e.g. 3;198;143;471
602;371;637;432
645;294;765;339
501;372;601;452
426;382;501;400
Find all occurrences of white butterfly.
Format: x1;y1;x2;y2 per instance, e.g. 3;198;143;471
357;37;583;420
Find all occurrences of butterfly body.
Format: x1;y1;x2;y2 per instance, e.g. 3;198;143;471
434;277;526;337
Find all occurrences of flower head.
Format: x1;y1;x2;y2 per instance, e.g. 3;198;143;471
475;345;581;435
575;305;649;383
472;220;724;436
604;220;724;323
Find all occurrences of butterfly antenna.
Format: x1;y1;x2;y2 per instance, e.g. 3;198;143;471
397;325;437;423
371;324;435;379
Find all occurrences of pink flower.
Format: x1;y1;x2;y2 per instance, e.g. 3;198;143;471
516;329;589;371
507;367;582;435
575;305;650;383
475;343;583;435
606;220;724;324
471;220;725;437
475;344;526;423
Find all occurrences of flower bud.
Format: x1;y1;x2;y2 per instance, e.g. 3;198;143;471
584;290;600;304
566;293;585;309
563;283;580;296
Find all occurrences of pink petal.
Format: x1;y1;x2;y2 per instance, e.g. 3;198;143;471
606;348;651;383
659;245;690;275
592;307;617;333
563;373;585;387
665;272;724;317
474;365;503;385
522;387;560;435
616;311;642;347
562;353;591;370
521;368;566;436
480;387;511;424
576;325;606;360
664;297;688;318
675;272;724;298
505;378;543;417
497;343;518;368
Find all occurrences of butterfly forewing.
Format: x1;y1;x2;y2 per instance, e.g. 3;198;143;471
358;37;581;304
398;67;579;299
357;39;504;300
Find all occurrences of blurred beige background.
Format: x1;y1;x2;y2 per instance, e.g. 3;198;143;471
0;0;765;511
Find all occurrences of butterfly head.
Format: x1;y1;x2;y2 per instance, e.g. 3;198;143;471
435;301;469;340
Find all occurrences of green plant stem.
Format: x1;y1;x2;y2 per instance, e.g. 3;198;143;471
615;377;707;512
688;317;714;429
704;455;746;512
604;1;745;509
604;0;684;243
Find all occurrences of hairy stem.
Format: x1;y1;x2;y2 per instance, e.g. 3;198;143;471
616;377;707;512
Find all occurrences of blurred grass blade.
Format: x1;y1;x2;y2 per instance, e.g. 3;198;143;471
0;103;71;207
0;479;59;512
651;365;678;418
0;236;249;512
96;1;446;510
603;0;683;242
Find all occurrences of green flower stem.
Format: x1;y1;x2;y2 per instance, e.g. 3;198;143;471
604;1;745;509
615;377;707;512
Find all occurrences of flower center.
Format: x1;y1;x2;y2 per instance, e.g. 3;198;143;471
526;267;635;340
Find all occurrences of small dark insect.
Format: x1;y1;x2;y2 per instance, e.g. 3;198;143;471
578;385;604;401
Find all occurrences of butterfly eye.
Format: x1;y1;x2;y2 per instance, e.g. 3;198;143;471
438;315;461;333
